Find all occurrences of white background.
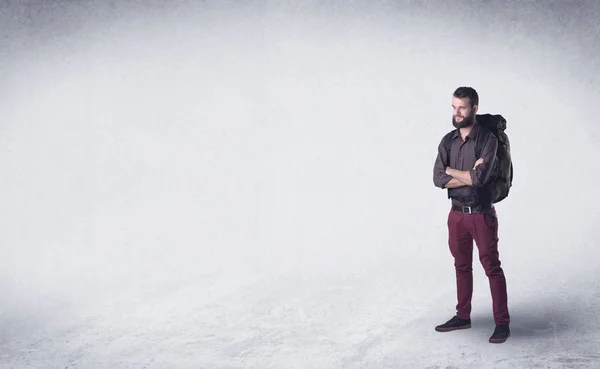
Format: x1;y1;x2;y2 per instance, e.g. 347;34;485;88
1;1;600;368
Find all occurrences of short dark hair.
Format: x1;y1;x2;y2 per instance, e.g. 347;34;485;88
453;86;479;108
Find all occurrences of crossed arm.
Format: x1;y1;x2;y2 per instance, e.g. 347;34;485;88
433;133;497;189
444;176;471;188
445;163;481;187
433;136;498;188
434;162;476;189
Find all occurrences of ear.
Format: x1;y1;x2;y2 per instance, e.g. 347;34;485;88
473;105;479;114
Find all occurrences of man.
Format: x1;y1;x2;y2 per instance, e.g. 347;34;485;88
432;86;511;344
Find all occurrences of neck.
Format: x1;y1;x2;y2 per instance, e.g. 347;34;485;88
460;126;472;136
459;122;475;139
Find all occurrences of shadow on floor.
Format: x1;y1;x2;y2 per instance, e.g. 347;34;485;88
468;299;576;342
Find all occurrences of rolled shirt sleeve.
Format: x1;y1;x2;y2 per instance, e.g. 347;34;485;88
470;132;498;188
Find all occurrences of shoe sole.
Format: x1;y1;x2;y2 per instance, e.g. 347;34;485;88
489;332;510;343
435;324;471;332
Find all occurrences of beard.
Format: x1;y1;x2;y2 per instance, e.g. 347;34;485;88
452;112;475;129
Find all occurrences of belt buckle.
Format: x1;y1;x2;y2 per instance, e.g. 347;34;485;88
462;206;472;214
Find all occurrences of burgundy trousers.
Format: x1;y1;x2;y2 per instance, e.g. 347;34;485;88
447;207;510;326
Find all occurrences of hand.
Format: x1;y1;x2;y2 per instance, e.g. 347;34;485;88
446;166;451;175
473;158;484;169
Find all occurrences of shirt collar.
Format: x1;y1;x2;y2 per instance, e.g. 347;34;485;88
452;122;480;141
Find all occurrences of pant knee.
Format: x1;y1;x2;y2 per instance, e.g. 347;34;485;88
479;256;502;275
455;264;473;273
485;266;504;277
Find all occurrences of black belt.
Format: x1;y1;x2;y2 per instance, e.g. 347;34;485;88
452;204;493;214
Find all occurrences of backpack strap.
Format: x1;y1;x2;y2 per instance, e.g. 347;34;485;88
445;127;491;166
443;130;456;166
475;126;492;158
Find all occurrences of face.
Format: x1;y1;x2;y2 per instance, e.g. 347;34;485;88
452;96;477;129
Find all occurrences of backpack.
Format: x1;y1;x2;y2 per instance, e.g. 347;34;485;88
443;114;513;204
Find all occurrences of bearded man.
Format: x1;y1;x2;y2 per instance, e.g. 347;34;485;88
432;86;511;344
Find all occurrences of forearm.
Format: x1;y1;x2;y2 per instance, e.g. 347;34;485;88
447;169;473;186
444;178;468;188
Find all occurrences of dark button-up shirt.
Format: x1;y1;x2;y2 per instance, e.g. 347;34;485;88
433;123;498;206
